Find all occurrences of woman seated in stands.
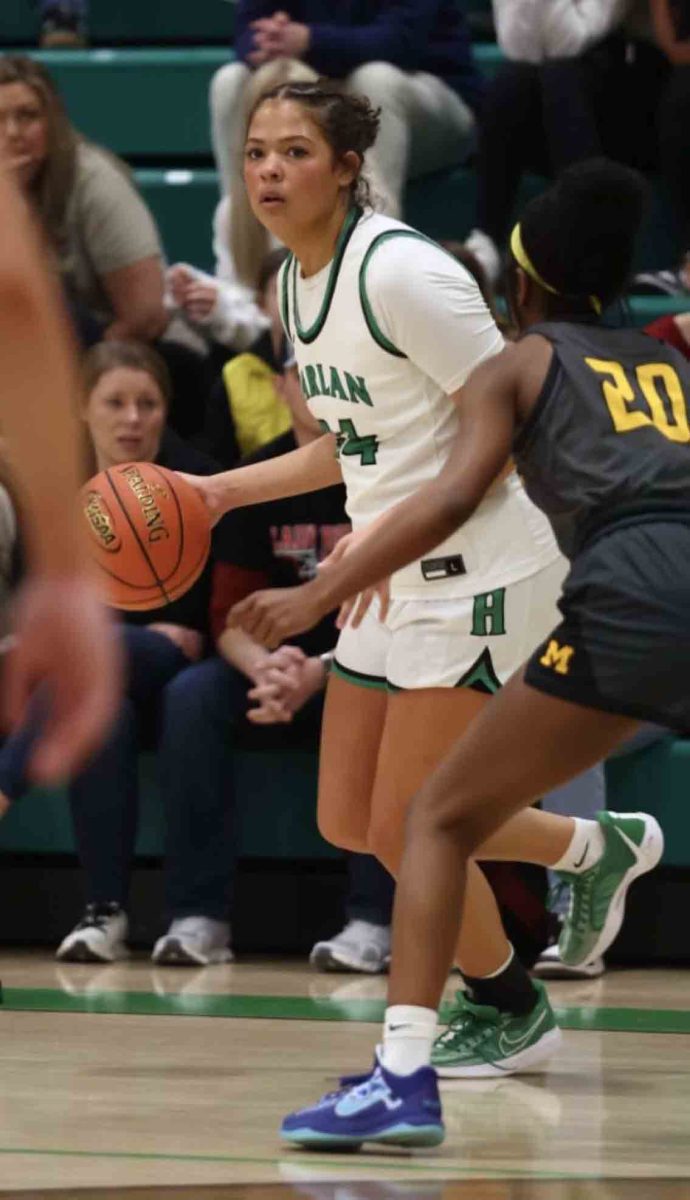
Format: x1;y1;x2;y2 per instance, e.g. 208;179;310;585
54;340;239;965
0;55;210;436
0;55;165;342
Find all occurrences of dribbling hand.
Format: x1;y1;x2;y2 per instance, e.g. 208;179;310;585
176;473;227;527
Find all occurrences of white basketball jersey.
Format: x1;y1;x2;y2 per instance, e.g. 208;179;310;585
281;208;559;598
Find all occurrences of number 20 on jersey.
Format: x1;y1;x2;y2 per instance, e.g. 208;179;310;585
586;357;690;444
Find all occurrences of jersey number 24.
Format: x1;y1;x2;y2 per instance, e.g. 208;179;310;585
586;357;690;444
319;418;379;465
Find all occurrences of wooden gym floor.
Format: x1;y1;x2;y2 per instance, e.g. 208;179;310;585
0;952;688;1198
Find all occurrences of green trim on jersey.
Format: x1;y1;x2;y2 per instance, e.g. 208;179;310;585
332;658;388;692
455;648;501;695
358;229;443;358
279;255;294;341
291;206;362;344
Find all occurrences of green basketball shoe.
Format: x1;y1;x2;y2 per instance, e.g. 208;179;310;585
559;811;664;967
431;980;561;1078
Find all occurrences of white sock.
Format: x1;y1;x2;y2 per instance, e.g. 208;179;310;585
380;1004;437;1076
552;817;605;874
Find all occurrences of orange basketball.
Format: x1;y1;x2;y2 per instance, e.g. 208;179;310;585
80;462;212;611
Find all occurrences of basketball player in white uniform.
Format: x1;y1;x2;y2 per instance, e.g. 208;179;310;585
188;83;610;1078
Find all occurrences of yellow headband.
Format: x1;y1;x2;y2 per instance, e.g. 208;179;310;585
510;223;602;316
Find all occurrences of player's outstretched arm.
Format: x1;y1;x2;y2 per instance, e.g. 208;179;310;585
229;348;520;647
180;431;342;524
0;166;121;781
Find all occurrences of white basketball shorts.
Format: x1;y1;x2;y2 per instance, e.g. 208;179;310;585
332;557;567;692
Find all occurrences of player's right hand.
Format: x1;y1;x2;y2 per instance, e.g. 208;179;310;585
5;574;122;784
176;473;228;527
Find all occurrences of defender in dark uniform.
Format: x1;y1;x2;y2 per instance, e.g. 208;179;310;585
518;316;690;730
238;160;688;1150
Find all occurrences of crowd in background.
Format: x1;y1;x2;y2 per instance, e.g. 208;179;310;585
0;0;686;972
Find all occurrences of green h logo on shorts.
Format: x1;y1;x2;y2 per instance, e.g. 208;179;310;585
472;588;506;637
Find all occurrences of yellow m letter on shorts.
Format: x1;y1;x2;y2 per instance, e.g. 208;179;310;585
540;640;575;675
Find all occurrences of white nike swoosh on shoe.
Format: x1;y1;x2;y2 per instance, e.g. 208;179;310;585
334;1082;403;1118
497;1007;548;1057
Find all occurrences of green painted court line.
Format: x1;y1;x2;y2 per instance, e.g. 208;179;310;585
3;987;690;1034
0;1145;665;1183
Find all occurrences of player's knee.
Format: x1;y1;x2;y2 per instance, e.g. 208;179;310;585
407;786;486;858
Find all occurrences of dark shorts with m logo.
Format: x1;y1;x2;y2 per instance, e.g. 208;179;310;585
524;518;690;734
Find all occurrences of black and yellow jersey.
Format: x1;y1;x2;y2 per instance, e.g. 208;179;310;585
514;321;690;558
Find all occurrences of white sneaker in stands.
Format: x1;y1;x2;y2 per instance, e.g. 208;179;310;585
56;902;129;963
309;920;391;974
151;916;233;966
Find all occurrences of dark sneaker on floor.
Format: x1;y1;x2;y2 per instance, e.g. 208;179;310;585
558;811;664;967
56;902;128;963
281;1051;444;1150
431;979;561;1078
151;917;233;966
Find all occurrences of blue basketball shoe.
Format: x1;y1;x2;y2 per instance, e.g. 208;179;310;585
280;1052;445;1150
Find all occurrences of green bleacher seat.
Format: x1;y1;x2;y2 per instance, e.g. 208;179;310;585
132;166;681;291
406;168;677;276
605;739;690;869
473;41;504;76
1;1;234;46
136;168;218;271
3;737;688;866
628;296;690;325
31;49;230;159
0;750;336;860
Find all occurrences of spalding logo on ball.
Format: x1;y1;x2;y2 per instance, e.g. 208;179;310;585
81;462;211;611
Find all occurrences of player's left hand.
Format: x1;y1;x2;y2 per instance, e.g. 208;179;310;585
5;575;122;783
229;582;325;649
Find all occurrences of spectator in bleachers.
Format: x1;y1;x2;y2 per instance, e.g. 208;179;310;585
634;1;690;294
0;57;167;344
56;340;236;964
38;2;87;48
209;1;481;296
195;248;293;468
0;56;212;439
167;200;278;359
466;0;665;283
